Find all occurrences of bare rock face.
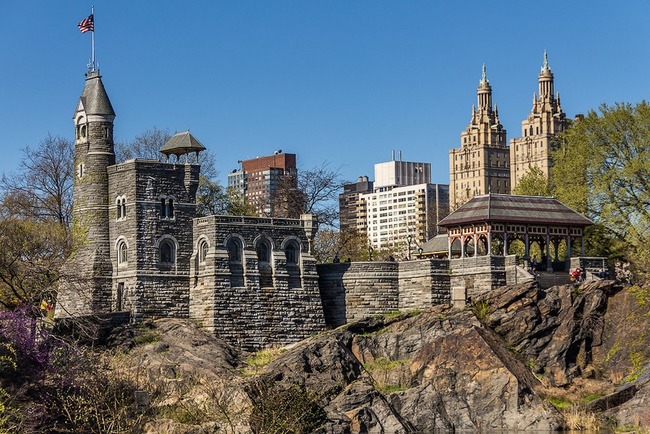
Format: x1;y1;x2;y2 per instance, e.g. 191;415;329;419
253;308;563;433
475;280;618;386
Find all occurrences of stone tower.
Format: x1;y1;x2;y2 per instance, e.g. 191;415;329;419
449;65;510;210
64;70;116;315
510;52;568;191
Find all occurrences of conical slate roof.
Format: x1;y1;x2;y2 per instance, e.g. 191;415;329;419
160;131;206;157
438;194;593;227
77;70;115;116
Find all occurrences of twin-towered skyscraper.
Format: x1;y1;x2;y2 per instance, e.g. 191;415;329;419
449;52;569;209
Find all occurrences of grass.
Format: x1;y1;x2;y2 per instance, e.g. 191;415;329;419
133;330;161;345
363;357;411;395
472;300;491;320
547;396;572;410
242;347;287;376
564;406;601;431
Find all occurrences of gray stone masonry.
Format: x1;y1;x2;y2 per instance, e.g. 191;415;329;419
190;215;324;352
398;259;450;310
449;255;508;306
107;160;200;321
317;259;452;328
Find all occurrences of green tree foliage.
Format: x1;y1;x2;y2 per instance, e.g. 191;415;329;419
0;136;74;308
552;102;650;281
512;165;551;197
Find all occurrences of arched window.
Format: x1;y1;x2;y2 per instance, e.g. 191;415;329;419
198;239;209;264
285;241;299;265
160;196;176;220
116;196;127;220
256;240;270;263
160;199;167;218
227;237;242;262
159;239;175;264
117;240;128;265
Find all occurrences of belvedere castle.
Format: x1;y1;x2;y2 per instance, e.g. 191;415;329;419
56;69;597;351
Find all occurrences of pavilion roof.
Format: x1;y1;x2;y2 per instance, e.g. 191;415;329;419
160;131;206;157
438;194;593;227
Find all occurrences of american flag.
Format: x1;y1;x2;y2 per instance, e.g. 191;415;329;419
78;14;94;33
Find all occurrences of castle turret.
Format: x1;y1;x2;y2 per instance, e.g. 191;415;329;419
68;70;116;314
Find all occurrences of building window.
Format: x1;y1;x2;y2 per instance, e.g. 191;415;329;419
160;196;175;220
116;196;127;220
226;237;242;262
257;240;271;263
77;163;84;179
159;239;175;264
198;239;209;264
285;241;299;265
117;239;128;265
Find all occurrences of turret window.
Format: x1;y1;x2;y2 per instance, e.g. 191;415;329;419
158;238;176;265
159;196;176;220
198;238;209;264
116;196;127;220
77;163;85;179
116;238;129;267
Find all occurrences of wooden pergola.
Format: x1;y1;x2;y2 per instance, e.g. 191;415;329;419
438;194;593;271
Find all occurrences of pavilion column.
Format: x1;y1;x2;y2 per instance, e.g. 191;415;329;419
567;235;572;259
581;234;585;256
461;236;466;258
487;232;492;256
473;233;478;257
448;237;452;260
546;230;551;271
504;231;509;256
524;232;530;259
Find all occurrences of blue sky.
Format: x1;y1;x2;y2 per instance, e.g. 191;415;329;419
2;1;650;186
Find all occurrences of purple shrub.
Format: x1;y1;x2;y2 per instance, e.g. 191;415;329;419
0;305;54;379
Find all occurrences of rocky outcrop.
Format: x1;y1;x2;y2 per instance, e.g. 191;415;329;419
474;280;619;386
254;308;563;433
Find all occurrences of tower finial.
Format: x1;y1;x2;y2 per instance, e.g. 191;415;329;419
541;50;551;73
480;63;488;85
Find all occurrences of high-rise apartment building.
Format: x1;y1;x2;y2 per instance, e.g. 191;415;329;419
449;65;510;209
510;53;568;190
339;175;374;234
340;155;449;254
227;150;297;216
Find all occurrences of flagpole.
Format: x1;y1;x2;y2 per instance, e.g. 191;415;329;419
91;5;95;71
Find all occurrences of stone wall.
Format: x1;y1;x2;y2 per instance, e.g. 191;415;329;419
398;259;450;310
449;255;509;306
190;215;325;351
317;259;452;328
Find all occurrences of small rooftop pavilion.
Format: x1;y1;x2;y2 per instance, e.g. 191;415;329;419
438;194;593;271
160;131;206;162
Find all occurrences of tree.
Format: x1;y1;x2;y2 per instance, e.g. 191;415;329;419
273;163;346;228
0;135;73;227
552;102;650;281
312;229;369;263
225;187;257;216
0;218;69;308
512;166;552;197
0;136;75;308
